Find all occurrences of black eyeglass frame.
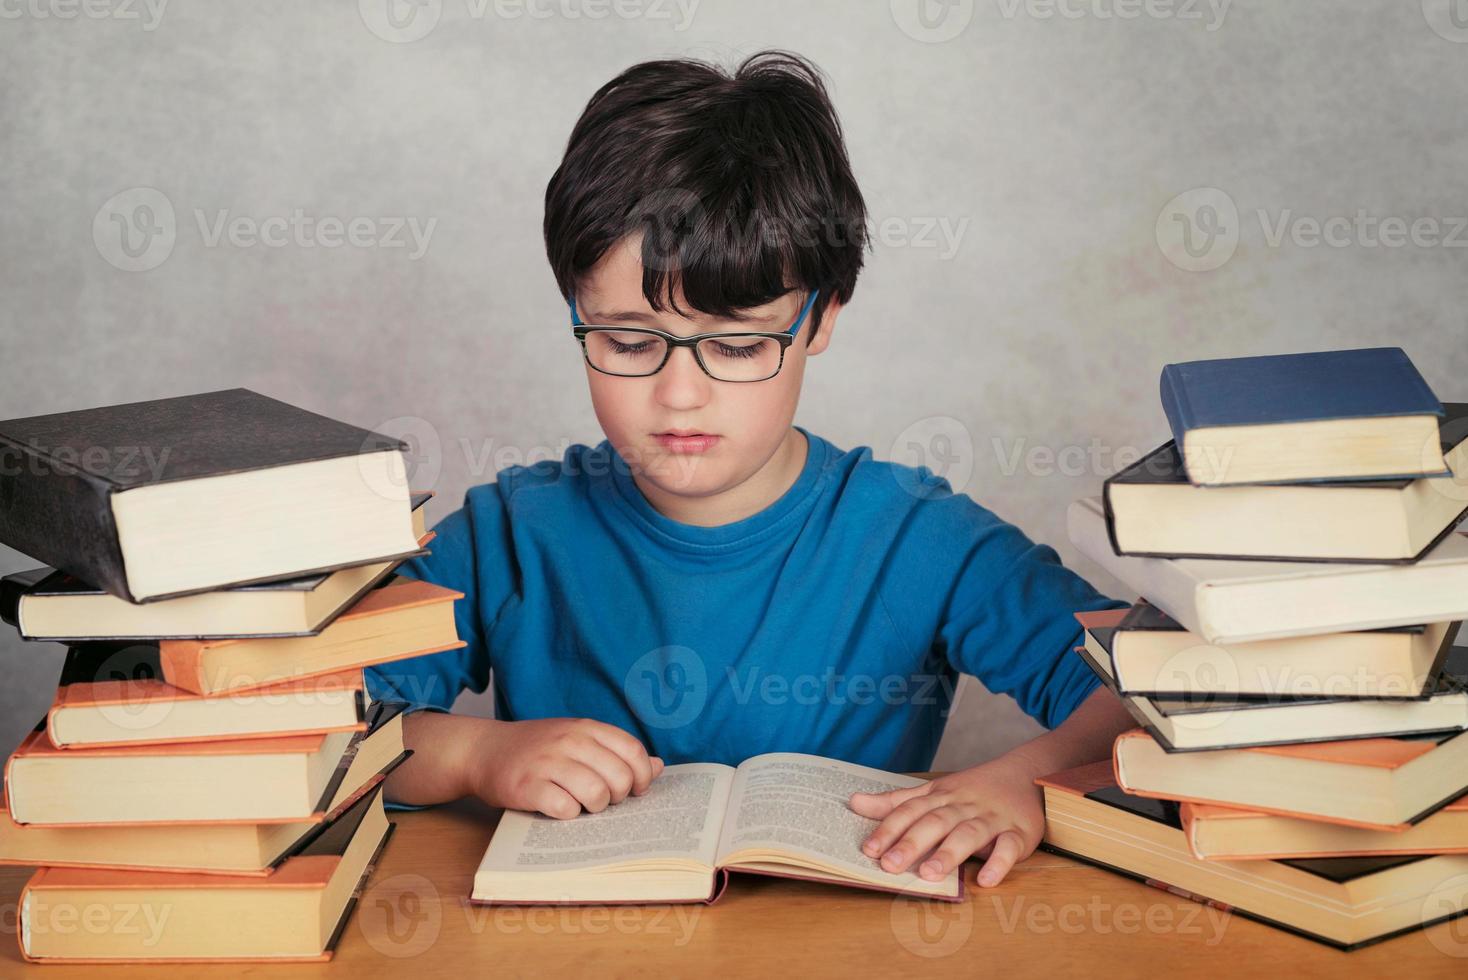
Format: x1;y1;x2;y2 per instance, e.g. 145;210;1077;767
567;289;820;383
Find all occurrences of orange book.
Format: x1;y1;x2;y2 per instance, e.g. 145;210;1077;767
0;771;392;876
16;784;392;962
1037;759;1468;949
5;701;408;826
1180;795;1468;860
159;576;465;695
47;643;365;748
1113;726;1468;830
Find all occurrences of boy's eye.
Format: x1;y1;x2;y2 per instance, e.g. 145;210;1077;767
709;338;769;360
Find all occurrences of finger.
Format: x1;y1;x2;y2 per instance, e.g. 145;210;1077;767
849;781;931;820
529;782;582;821
880;806;975;875
861;794;943;859
650;756;665;779
917;820;990;881
586;723;657;795
549;760;614;814
575;741;638;804
977;830;1027;887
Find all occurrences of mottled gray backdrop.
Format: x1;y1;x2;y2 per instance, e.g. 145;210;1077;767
2;0;1466;769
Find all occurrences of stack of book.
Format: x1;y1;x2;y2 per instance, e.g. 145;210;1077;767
0;389;465;963
1048;347;1468;950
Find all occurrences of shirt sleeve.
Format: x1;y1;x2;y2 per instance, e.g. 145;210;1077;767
364;482;517;716
917;479;1128;730
365;483;520;813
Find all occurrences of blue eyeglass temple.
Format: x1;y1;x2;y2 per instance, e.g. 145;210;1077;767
568;288;821;337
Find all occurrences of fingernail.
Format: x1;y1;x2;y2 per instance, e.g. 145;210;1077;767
883;848;904;868
862;838;878;855
920;861;942;880
978;871;998;887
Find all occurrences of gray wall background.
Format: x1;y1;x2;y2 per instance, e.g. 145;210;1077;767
2;0;1466;770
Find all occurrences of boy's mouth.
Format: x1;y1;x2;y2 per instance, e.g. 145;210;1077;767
653;430;720;453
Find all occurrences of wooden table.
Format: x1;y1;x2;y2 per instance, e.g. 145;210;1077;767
3;796;1466;977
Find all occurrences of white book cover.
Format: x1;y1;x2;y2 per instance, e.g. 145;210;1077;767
1067;496;1468;644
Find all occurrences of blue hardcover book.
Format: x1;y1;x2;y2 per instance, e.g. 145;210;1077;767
1158;347;1448;486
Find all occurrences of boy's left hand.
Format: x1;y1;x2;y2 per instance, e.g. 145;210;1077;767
848;753;1045;887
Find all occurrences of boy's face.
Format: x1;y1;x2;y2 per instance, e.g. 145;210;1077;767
574;237;840;506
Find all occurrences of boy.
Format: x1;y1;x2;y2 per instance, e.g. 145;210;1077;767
368;50;1134;888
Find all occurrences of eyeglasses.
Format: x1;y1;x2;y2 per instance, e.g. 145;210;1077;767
569;289;820;383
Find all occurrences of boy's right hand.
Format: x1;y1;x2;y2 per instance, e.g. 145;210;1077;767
464;717;664;819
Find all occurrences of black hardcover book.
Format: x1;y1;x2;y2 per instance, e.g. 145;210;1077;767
1;491;433;640
1102;402;1468;564
0;389;421;603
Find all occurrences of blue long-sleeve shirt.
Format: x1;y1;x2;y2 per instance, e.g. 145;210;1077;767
365;426;1125;773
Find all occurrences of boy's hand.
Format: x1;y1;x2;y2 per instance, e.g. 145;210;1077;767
464;717;664;819
848;753;1045;887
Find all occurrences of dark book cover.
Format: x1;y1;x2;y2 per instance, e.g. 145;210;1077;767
0;388;409;603
2;491;433;640
1159;346;1443;437
1103;403;1468;562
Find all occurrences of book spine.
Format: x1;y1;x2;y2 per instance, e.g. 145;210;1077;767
0;433;133;602
1158;364;1194;450
0;574;24;629
157;643;208;695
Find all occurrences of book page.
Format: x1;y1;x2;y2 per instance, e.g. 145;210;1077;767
476;763;735;875
713;752;939;884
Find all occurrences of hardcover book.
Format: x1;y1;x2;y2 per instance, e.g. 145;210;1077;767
1;492;433;640
1159;347;1448;486
0;388;422;602
1039;760;1468;950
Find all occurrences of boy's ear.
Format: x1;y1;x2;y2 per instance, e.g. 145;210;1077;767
806;298;843;356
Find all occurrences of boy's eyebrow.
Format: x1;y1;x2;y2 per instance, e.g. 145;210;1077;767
590;307;775;326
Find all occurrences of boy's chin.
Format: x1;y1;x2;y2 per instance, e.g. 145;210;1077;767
642;451;727;495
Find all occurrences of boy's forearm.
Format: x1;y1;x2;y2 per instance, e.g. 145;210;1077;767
383;710;498;806
989;686;1136;781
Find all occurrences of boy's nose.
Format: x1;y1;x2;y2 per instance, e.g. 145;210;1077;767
653;345;712;409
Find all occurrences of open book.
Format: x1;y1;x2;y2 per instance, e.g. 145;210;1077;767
472;752;964;905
